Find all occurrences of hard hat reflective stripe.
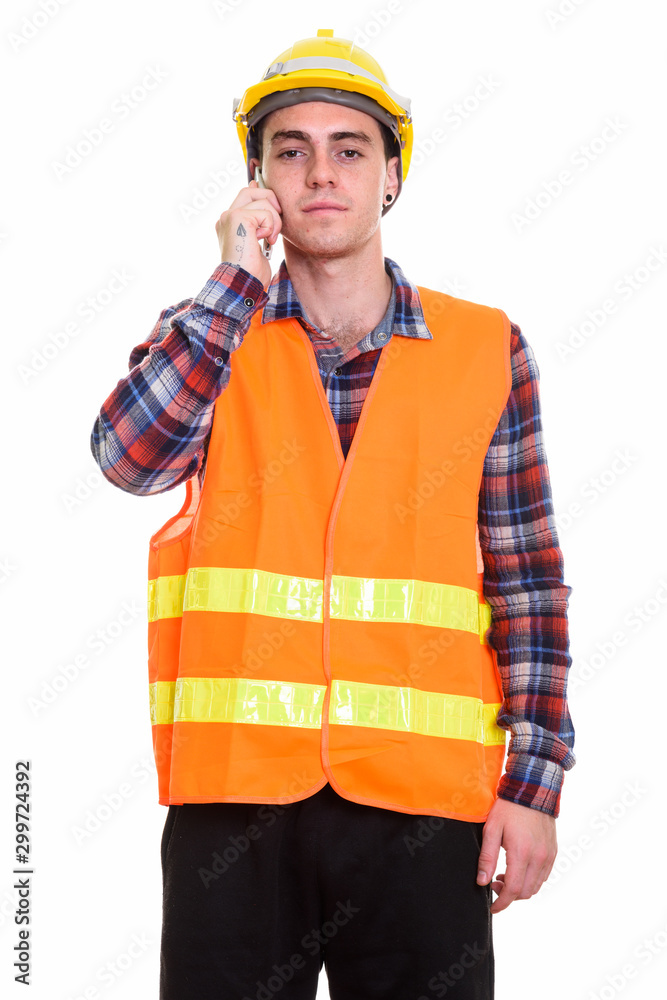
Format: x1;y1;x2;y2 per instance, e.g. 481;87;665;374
149;679;505;745
148;568;492;641
263;56;412;116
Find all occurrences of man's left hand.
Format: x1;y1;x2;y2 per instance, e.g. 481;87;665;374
476;798;557;914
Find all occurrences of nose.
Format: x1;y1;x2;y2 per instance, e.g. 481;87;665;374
306;147;337;188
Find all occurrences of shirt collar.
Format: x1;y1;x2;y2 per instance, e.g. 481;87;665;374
260;257;433;341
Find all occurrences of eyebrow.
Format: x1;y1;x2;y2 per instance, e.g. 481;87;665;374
267;129;375;146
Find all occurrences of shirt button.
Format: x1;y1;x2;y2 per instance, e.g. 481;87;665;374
378;332;387;341
243;297;255;308
334;367;342;376
214;357;225;367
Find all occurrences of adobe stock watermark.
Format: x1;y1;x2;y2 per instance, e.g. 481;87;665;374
224;621;296;679
588;916;667;1000
553;245;667;361
568;577;667;693
51;66;168;180
403;767;500;856
0;556;17;585
190;437;307;556
8;0;74;53
179;160;242;223
545;0;592;29
351;0;403;47
511;116;628;233
211;0;248;16
546;779;648;889
417;941;488;999
439;275;470;297
554;447;638;533
198;771;316;889
69;742;189;846
411;75;501;171
241;900;360;1000
394;407;500;523
61;469;106;514
63;932;152;1000
0;883;19;930
18;268;133;385
27;599;143;716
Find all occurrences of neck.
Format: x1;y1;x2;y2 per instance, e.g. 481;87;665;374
283;237;392;350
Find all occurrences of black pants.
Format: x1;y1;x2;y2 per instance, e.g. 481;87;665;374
160;782;493;999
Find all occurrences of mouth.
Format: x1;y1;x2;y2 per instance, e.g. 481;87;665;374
302;203;347;213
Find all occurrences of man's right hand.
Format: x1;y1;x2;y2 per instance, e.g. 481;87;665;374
215;180;282;289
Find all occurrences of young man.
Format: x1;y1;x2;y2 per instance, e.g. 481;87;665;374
91;28;575;1000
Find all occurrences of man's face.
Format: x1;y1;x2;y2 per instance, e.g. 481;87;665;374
249;101;399;261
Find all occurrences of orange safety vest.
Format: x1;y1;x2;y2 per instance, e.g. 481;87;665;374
147;286;512;821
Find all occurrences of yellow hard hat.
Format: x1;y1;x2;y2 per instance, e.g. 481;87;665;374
232;28;413;213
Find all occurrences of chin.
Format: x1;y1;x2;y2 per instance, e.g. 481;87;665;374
283;222;378;260
284;231;353;259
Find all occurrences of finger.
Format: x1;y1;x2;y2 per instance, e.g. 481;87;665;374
244;198;282;241
489;853;529;914
477;823;501;886
226;185;282;220
525;853;554;898
230;202;281;245
242;183;283;216
253;206;282;244
519;836;556;900
490;849;552;914
540;843;558;885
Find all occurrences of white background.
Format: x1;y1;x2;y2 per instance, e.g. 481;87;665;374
2;0;666;997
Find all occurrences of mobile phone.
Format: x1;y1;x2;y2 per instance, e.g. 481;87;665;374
254;167;272;260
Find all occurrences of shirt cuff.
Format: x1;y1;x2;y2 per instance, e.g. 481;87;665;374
194;263;268;320
496;753;567;817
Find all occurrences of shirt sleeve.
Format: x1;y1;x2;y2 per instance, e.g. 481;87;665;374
479;322;575;817
90;264;267;495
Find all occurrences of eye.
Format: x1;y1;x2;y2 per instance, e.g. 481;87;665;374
340;149;361;159
279;149;303;159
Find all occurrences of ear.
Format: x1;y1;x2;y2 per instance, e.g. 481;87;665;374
384;155;400;201
249;157;260;181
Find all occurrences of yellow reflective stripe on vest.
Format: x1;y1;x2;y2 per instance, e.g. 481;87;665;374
148;568;492;641
478;600;492;641
150;679;325;727
149;679;177;726
149;679;505;746
147;574;186;623
183;567;324;621
149;678;325;728
331;680;505;745
331;575;482;634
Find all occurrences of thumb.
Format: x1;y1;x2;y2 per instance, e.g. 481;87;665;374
477;824;501;885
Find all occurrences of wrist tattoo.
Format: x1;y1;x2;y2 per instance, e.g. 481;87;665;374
235;222;246;261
